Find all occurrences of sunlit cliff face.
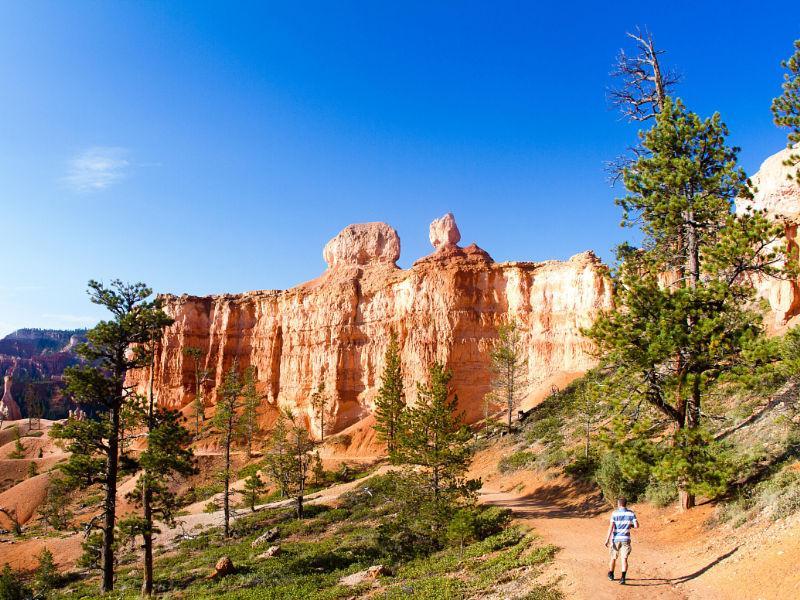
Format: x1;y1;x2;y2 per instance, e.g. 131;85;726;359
129;213;613;438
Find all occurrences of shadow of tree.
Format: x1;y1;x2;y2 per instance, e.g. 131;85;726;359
623;546;739;587
482;481;607;519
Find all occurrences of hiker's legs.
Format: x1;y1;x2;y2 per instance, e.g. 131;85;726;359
620;543;631;579
608;542;618;577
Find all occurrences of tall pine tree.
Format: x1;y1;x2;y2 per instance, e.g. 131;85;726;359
374;331;405;455
587;98;786;509
488;321;528;434
51;280;172;592
212;364;244;538
394;363;477;504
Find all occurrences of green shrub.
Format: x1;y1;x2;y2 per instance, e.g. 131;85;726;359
78;532;103;570
34;547;60;591
0;564;30;600
498;450;537;473
644;478;678;507
536;445;568;470
526;416;562;445
594;452;647;504
472;506;512;539
564;451;599;480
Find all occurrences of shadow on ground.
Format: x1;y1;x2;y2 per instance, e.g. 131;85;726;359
623;547;739;587
482;480;607;519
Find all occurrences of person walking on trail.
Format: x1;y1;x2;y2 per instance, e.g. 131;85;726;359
604;496;639;585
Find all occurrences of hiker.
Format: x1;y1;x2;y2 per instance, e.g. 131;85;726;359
604;496;638;585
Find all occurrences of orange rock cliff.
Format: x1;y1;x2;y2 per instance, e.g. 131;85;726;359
133;213;612;438
133;148;800;439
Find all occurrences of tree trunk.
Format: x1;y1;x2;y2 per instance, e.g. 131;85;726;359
223;417;232;537
679;489;695;511
142;353;156;596
296;458;305;519
141;485;153;596
101;403;120;593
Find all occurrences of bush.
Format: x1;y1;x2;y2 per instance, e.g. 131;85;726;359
78;532;103;570
644;478;678;507
526;416;562;445
472;506;512;539
0;564;30;600
594;452;647;504
564;451;599;480
498;450;537;473
34;547;59;591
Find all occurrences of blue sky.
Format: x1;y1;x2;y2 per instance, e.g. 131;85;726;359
0;1;797;336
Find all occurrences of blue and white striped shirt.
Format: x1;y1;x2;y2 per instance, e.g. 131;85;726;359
611;508;637;542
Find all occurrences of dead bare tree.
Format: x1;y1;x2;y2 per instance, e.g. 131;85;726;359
609;27;680;122
607;27;681;181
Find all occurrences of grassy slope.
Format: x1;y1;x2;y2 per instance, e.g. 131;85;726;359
55;499;561;600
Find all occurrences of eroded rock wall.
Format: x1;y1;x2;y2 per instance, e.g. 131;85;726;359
134;216;612;437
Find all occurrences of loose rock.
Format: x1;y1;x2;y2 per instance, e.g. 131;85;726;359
252;527;280;547
208;556;235;579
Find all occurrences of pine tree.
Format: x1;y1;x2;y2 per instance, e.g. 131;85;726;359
772;39;800;178
34;547;59;593
0;564;30;600
374;331;405;455
263;409;316;518
394;363;477;504
243;472;265;512
488;321;528;434
240;366;261;457
41;476;73;531
310;383;330;442
263;417;291;498
587;98;787;509
183;346;208;436
49;280;172;592
122;403;195;595
213;365;245;537
8;428;24;459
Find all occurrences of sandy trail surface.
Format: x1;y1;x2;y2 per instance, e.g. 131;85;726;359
480;473;799;600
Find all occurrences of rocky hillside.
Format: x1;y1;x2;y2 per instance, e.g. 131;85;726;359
0;328;86;419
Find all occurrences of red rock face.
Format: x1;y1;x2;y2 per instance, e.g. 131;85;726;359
133;216;612;437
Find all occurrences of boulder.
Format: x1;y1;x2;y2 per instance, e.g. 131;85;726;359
323;222;401;269
251;527;280;547
208;556;235;579
429;212;461;250
339;564;389;587
258;545;281;559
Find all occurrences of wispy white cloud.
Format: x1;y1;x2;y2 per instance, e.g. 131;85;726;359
62;146;130;192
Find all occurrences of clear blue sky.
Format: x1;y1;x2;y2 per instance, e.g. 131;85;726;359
1;1;797;336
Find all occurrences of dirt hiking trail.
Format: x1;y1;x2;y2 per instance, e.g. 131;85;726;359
480;473;799;600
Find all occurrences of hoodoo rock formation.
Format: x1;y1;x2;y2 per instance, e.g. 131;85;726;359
134;213;612;439
736;146;800;331
1;373;22;421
